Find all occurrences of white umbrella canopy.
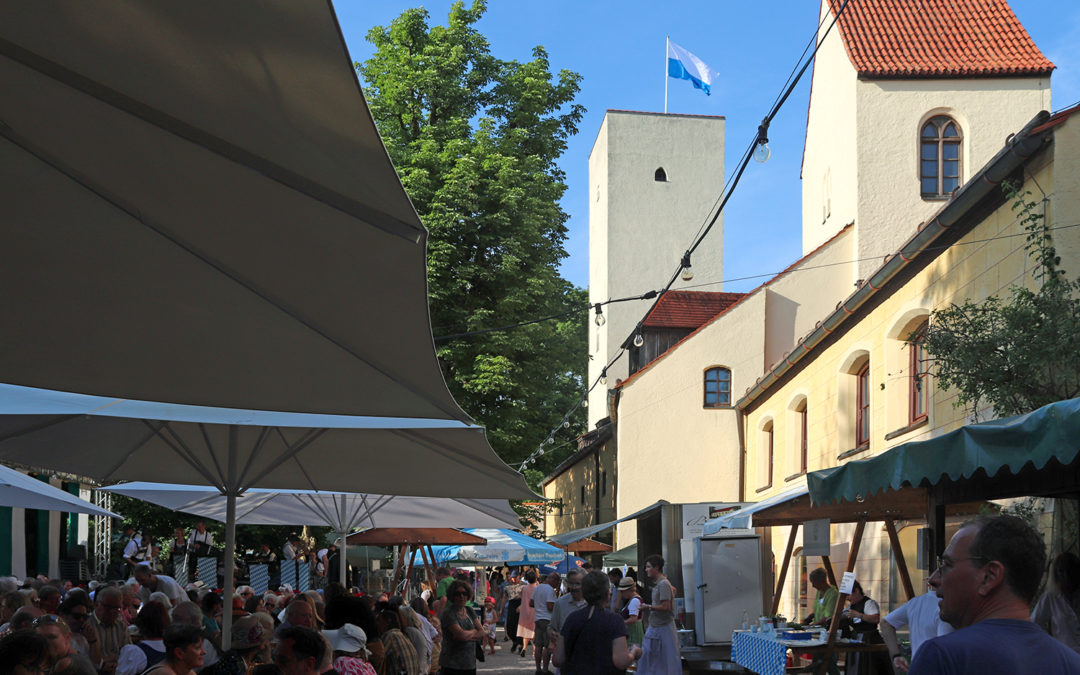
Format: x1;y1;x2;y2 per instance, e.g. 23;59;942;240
100;482;522;586
0;463;118;518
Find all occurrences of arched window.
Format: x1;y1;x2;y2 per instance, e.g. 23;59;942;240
856;361;871;448
654;167;667;182
704;367;731;407
909;321;929;425
758;419;774;490
921;115;962;199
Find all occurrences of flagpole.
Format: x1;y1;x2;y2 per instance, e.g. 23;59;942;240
664;36;669;114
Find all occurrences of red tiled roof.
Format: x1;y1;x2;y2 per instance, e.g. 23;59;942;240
642;291;746;329
827;0;1055;78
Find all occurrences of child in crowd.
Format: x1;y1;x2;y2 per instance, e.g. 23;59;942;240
483;596;498;655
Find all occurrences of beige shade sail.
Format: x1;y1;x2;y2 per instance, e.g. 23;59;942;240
0;0;465;422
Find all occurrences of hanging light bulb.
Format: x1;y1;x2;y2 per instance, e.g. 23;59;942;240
582;397;589;408
563;420;570;429
594;303;606;326
681;252;694;281
537;448;545;456
753;119;771;163
633;331;644;348
600;370;608;385
547;437;555;445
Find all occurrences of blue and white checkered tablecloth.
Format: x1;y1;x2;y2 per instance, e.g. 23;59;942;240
732;631;787;675
197;557;217;586
249;564;269;595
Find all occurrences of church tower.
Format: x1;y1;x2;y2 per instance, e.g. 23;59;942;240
802;0;1053;281
588;111;725;424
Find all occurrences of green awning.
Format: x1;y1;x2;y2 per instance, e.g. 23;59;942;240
603;543;638;567
808;397;1080;506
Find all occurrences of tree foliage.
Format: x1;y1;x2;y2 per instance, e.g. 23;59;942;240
358;1;587;484
923;182;1080;419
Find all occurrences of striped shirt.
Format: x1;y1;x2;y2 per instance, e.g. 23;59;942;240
90;612;130;663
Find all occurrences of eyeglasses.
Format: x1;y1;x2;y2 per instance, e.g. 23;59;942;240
935;555;988;573
452;591;469;598
32;615;66;628
66;611;89;621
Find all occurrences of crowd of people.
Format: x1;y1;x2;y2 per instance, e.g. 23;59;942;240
798;514;1080;675
0;565;449;675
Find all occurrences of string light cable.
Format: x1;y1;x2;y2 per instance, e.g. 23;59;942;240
523;0;856;474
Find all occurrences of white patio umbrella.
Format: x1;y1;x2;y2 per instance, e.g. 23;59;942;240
0;1;535;647
0;463;118;518
100;481;522;586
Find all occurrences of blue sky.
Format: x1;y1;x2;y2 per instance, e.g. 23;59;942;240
333;1;1080;293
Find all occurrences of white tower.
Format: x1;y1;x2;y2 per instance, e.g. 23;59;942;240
588;111;725;424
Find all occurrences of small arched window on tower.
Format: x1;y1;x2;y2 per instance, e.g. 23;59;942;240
654;167;667;182
921;115;962;199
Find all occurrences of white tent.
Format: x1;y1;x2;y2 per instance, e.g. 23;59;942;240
0;463;118;518
101;482;522;586
0;1;533;647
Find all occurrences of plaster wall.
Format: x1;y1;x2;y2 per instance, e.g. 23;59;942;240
763;227;855;371
614;292;765;547
744;150;1067;617
543;439;618;538
588;111;726;423
801;0;858;256
852;76;1050;280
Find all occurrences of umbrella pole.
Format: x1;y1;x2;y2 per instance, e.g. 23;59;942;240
222;489;237;650
338;530;348;588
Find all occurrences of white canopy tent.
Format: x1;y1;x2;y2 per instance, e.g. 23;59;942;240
0;1;533;647
0;463;118;518
101;481;523;586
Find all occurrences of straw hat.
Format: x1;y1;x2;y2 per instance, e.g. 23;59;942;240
617;577;636;591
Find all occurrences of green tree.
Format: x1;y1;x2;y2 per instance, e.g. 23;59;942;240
358;1;587;484
923;182;1080;419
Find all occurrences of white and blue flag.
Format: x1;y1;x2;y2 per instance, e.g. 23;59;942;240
668;40;720;96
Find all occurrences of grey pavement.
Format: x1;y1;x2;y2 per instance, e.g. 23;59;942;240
476;626;550;675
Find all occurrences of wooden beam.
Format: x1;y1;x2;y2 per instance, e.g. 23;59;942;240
884;518;916;600
771;524;799;616
419;545;434;595
821;556;837;588
402;545;415;600
391;544;405;595
822;519;865;675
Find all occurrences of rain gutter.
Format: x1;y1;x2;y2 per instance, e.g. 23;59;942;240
737;109;1054;410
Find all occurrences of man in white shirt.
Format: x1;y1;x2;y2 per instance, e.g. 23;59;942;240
880;589;954;671
121;527;148;572
186;522;214;557
532;572;559;675
133;565;185;607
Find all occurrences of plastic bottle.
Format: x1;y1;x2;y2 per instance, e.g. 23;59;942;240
742;610;749;630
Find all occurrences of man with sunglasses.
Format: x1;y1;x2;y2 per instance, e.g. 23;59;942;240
58;595;101;666
35;615;97;675
90;587;129;675
910;515;1080;674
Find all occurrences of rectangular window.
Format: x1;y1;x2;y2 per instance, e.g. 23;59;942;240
704;367;732;407
856;363;870;448
910;324;929;424
601;470;607;496
580;484;585;505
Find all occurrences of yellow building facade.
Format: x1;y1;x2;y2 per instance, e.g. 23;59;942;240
740;108;1080;619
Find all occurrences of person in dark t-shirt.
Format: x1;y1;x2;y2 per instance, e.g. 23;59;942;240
554;570;640;675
